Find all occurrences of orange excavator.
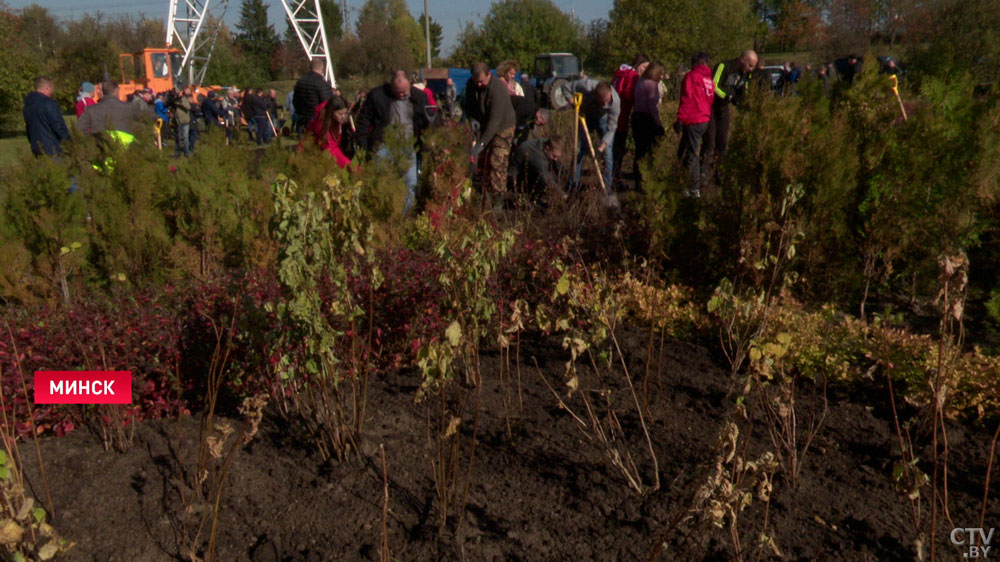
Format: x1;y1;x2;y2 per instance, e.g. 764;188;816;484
116;48;186;100
112;0;337;100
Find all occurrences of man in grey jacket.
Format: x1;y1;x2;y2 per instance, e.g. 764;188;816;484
569;79;619;190
78;81;148;140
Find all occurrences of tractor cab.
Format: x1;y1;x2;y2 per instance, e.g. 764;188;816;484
532;53;581;109
117;48;184;100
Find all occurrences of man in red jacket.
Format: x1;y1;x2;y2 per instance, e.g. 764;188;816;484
676;53;715;197
611;53;650;184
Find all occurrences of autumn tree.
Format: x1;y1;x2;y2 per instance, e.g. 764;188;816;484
0;5;39;128
356;0;424;73
607;0;756;70
449;0;584;71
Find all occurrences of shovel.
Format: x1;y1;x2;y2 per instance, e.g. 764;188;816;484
154;118;163;150
889;75;907;121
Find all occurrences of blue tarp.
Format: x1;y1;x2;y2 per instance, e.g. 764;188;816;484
426;69;523;100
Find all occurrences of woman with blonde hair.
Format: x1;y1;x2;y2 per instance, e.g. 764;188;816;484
498;60;524;97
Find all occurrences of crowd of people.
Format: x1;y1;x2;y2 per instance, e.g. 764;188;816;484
23;48;884;208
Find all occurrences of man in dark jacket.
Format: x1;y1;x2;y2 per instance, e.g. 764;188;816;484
508;135;566;203
463;62;517;196
356;70;433;212
293;58;334;133
700;49;757;190
202;91;226;131
24;76;71;156
251;88;273;145
78;81;147;139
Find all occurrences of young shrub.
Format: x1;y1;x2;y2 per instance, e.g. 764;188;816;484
0;154;88;303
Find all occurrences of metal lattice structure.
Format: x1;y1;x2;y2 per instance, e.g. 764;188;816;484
281;0;336;87
166;0;230;85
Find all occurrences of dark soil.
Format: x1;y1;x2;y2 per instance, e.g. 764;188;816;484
17;330;1000;561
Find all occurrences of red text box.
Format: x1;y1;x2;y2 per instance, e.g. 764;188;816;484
34;371;132;404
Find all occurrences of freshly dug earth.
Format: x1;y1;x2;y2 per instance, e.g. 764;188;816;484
18;330;1000;561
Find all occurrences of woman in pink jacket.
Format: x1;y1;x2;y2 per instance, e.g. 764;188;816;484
304;95;355;170
675;53;715;197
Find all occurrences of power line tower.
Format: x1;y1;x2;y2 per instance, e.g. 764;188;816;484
281;0;336;87
166;0;230;85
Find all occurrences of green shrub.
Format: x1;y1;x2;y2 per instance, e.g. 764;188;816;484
0;153;88;303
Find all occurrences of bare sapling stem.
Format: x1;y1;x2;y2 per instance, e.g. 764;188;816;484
380;444;390;562
610;328;660;492
5;322;56;521
981;420;1000;530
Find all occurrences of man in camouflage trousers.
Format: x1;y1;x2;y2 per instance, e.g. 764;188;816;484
463;62;517;196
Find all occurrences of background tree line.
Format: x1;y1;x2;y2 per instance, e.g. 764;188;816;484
1;0;997;129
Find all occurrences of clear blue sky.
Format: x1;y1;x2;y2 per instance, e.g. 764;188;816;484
10;0;614;55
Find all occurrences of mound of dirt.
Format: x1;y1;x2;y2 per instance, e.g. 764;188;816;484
17;331;999;561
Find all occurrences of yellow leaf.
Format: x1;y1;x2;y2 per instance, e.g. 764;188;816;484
445;321;462;347
556;274;570;296
750;348;762;362
60;247;70;255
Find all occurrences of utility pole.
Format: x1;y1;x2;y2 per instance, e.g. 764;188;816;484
424;0;432;69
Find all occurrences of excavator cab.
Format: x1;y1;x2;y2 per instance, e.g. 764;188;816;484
117;48;183;100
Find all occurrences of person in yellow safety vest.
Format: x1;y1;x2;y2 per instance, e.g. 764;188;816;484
78;81;149;137
78;81;151;173
698;49;757;192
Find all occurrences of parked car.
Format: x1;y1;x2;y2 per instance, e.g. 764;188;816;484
761;65;785;90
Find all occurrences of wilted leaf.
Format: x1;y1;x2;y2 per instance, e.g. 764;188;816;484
444;416;461;437
38;541;60;560
565;376;579;397
445;321;462;347
16;498;33;521
749;348;762;361
59;247;70;255
777;333;792;345
0;519;23;544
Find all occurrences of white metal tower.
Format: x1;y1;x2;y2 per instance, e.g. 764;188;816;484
166;0;230;85
281;0;336;87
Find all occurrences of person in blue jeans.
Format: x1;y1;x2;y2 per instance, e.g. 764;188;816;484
569;79;619;191
355;70;435;214
174;88;193;157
